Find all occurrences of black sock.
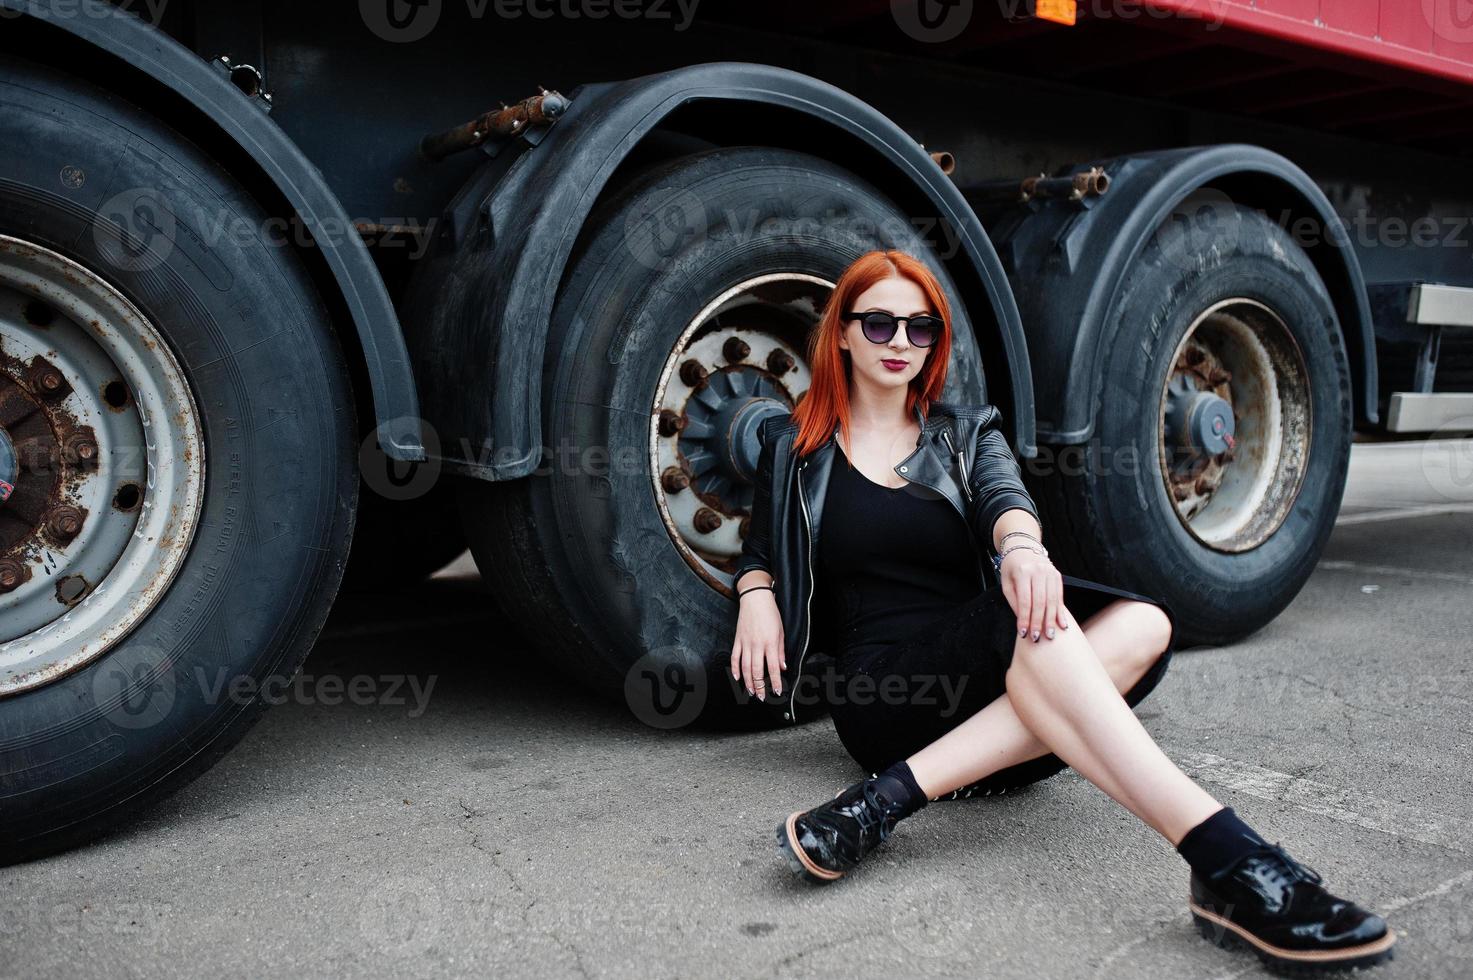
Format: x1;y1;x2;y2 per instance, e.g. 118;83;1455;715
868;760;929;820
1176;806;1270;879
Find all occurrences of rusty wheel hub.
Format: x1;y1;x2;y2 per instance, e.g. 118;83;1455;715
0;235;205;695
1156;298;1311;552
651;274;830;592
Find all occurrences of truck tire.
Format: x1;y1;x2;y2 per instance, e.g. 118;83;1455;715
0;60;356;860
1028;203;1351;645
458;146;988;727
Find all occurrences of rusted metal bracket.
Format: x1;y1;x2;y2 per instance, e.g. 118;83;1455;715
964;165;1110;204
419;87;571;162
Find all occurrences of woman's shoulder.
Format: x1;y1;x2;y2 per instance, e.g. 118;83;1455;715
758;412;799;447
927;399;1002;423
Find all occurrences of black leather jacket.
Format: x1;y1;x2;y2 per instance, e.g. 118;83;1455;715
732;398;1040;724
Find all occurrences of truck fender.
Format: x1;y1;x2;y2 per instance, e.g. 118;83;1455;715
406;61;1037;481
990;143;1378;443
0;0;424;459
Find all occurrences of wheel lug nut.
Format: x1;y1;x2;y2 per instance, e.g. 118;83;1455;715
1194;476;1213;496
722;337;751;363
692;507;722;533
657;409;686;437
27;358;70;400
1172;483;1190;501
64;432;99;466
661;466;690;493
0;558;29;593
738;515;750;539
45;504;85;541
766;349;795;375
679;359;708;387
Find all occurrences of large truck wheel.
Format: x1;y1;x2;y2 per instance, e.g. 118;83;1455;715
1030;203;1352;645
458;146;988;726
0;61;356;860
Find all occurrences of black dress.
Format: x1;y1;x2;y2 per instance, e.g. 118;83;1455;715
817;441;1177;801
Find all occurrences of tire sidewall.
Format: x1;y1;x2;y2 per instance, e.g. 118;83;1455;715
1092;206;1352;636
0;61;354;851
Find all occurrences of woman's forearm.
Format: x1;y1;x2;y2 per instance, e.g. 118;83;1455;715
991;507;1043;556
735;568;775;592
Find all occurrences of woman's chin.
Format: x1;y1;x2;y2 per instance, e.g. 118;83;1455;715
859;370;915;390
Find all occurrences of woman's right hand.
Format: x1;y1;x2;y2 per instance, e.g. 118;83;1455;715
730;592;786;700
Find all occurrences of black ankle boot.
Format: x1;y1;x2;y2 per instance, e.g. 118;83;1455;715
1189;842;1396;974
776;778;907;883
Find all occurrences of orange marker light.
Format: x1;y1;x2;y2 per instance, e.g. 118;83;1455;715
1035;0;1077;26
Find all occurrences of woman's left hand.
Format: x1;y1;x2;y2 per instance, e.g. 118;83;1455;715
999;548;1070;642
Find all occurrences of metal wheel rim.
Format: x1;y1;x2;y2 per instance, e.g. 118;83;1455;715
1156;297;1311;552
649;273;831;593
0;235;205;695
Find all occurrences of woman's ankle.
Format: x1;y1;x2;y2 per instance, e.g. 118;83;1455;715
868;760;929;820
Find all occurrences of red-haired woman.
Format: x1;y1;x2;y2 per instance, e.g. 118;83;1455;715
730;250;1394;973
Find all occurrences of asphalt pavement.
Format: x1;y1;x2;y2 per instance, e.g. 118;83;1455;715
4;438;1472;979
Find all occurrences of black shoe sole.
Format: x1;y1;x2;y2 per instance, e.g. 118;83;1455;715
776;812;845;883
1190;903;1396;975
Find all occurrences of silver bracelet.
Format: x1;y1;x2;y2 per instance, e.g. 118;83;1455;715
999;530;1041;550
992;542;1048;574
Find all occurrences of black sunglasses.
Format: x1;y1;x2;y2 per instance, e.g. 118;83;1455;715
841;310;942;349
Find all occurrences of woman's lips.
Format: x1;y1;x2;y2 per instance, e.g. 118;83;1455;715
881;359;909;371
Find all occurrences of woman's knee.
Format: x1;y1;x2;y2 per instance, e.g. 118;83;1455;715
1090;600;1172;677
1006;626;1087;688
1139;601;1174;654
1123;600;1173;663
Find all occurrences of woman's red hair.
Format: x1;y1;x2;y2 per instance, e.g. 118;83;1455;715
790;250;953;458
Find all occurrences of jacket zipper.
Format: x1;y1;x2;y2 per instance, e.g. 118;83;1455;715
790;457;816;724
940;426;972;504
940;426;990;591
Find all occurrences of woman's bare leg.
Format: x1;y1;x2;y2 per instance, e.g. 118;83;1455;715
999;603;1223;845
905;598;1172;809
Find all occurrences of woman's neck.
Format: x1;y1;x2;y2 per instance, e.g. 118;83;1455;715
846;379;912;434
